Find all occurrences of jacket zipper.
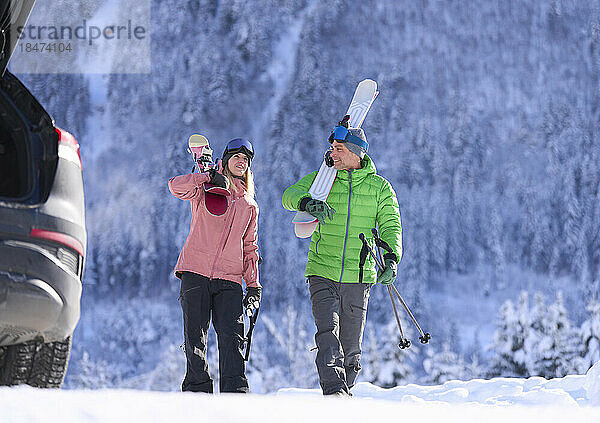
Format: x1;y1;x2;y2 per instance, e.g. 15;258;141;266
339;170;352;283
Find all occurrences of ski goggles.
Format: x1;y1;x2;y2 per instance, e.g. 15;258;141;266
328;126;368;151
224;138;254;160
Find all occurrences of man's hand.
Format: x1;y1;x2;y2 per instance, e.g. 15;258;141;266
208;168;229;189
377;257;397;285
299;197;336;224
243;286;262;316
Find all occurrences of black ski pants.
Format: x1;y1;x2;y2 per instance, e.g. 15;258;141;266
308;275;371;395
179;271;249;393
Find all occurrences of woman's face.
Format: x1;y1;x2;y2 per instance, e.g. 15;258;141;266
227;153;249;177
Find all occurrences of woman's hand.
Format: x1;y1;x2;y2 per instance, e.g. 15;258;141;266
208;168;229;189
243;287;261;316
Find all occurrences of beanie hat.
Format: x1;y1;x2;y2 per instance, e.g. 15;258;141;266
328;115;369;159
344;127;368;159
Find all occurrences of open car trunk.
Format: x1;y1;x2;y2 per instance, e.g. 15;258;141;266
0;70;37;200
0;1;56;204
0;102;30;199
0;71;58;203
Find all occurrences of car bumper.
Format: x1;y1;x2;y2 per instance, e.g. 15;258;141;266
0;240;81;346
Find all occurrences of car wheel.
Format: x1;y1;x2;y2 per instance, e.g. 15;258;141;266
0;337;72;388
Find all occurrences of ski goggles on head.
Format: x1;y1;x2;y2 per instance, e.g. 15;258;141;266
225;138;254;160
328;126;368;151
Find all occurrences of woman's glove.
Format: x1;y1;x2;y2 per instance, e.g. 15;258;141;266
208;168;229;189
299;197;336;224
377;257;397;285
243;286;262;316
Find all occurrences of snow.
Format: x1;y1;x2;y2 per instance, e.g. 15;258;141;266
2;363;600;422
584;361;600;406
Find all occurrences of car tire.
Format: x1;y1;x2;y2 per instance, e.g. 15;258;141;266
0;336;72;388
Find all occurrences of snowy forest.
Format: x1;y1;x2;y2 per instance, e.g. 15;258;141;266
9;0;600;392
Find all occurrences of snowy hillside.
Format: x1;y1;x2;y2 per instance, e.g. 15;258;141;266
8;0;600;391
3;362;600;422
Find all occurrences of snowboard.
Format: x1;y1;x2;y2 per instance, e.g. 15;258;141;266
187;134;229;216
292;79;378;238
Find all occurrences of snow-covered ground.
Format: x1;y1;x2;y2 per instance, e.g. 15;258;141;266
3;362;600;422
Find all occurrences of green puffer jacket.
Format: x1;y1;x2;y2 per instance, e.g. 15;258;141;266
282;154;402;284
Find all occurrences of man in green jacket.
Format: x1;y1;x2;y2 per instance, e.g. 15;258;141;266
282;123;402;396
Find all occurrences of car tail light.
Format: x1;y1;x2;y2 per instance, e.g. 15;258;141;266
30;228;85;257
55;128;82;170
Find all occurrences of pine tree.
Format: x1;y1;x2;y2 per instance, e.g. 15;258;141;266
68;351;113;389
366;321;416;388
525;291;549;375
579;300;600;372
423;342;466;384
488;293;530;377
537;292;580;378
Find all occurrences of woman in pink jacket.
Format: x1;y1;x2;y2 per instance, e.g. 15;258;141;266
168;138;260;394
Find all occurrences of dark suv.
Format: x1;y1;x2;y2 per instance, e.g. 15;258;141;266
0;0;85;388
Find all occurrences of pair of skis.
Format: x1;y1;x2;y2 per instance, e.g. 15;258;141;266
187;134;230;216
291;79;379;238
187;134;214;173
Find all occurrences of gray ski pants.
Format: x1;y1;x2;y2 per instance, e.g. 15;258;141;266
308;275;371;395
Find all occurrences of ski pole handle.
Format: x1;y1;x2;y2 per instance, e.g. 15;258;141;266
358;233;384;271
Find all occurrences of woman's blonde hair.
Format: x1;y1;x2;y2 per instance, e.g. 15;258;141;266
223;162;255;199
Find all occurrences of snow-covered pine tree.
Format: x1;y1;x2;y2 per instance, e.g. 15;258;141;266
67;351;113;389
488;292;531;377
525;291;549;375
535;292;580;378
463;329;485;380
579;300;600;372
364;321;416;388
423;342;466;384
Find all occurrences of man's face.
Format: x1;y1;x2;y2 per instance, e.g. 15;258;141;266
330;141;360;170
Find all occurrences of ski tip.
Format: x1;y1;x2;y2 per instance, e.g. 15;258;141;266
188;134;210;147
358;78;377;88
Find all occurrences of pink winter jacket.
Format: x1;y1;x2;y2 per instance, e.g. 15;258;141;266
168;172;260;288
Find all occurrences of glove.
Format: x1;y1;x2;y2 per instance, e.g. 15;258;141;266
208;168;229;189
243;286;262;316
299;197;336;224
377;256;397;285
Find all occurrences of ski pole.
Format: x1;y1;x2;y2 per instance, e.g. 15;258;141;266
387;285;411;349
389;284;431;344
372;234;411;349
243;256;263;361
359;233;411;349
369;228;431;345
244;307;259;361
359;233;384;269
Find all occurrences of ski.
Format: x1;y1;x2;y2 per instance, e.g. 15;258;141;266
292;79;378;238
187;134;214;173
187;133;229;215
